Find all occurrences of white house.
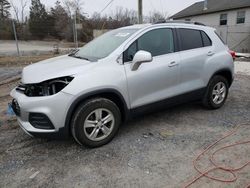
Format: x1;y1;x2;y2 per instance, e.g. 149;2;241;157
171;0;250;53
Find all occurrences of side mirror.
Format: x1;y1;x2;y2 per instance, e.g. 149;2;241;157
131;50;153;71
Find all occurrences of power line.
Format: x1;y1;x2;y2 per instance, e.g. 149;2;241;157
99;0;115;14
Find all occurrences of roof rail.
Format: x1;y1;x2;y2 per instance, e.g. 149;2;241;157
154;20;206;26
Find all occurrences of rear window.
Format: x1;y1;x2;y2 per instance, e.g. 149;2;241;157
179;28;203;51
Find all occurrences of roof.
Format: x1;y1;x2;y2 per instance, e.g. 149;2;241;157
121;24;151;30
171;0;250;19
122;21;215;32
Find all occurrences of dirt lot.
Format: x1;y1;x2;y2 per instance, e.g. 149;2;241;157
0;40;79;56
0;58;250;188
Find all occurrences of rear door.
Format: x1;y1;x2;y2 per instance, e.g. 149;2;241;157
123;28;181;109
176;28;213;93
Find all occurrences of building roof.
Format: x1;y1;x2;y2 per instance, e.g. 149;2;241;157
171;0;250;19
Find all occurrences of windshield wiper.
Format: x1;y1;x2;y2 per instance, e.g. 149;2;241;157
69;54;89;61
73;56;89;61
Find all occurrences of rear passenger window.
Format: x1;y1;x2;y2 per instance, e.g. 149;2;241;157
179;28;203;51
201;31;212;46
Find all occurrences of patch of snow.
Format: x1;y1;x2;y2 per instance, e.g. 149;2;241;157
234;61;250;76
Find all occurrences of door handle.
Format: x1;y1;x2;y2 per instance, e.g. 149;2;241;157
168;61;178;67
207;51;215;56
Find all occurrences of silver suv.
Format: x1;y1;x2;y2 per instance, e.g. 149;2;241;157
10;22;234;147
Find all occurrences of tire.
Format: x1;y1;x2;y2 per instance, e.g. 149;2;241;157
71;98;121;147
202;75;229;109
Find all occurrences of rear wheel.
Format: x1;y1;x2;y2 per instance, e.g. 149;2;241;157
202;75;229;109
71;98;121;147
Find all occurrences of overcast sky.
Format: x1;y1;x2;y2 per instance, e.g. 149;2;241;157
10;0;202;18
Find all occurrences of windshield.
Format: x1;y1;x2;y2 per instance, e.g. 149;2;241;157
73;28;139;61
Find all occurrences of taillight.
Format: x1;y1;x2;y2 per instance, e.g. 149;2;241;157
229;50;236;60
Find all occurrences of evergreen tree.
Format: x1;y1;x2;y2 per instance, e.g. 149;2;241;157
0;0;11;19
51;1;70;40
0;0;12;40
29;0;48;39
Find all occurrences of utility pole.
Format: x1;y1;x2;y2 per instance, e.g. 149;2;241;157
74;11;78;48
12;19;20;57
138;0;143;24
72;15;76;48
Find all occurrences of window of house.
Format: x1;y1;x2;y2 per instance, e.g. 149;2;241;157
237;11;245;24
123;28;175;62
179;28;203;51
220;13;227;25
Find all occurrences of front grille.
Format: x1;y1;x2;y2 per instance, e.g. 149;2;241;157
29;113;55;130
11;99;21;116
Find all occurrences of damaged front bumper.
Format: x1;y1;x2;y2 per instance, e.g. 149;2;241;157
10;88;75;139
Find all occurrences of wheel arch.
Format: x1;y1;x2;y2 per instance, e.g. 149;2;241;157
209;69;233;87
64;89;130;136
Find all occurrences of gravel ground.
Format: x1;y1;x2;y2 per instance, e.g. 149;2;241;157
0;61;250;188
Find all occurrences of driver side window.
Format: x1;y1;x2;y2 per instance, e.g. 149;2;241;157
123;28;174;62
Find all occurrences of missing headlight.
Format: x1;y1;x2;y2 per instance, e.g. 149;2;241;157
16;76;74;97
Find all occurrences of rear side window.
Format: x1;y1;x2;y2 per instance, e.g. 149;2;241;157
179;28;203;51
201;31;212;47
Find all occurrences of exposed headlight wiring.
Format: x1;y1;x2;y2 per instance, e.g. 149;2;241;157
16;76;74;97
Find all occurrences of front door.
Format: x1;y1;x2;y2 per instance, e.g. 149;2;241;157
123;28;181;109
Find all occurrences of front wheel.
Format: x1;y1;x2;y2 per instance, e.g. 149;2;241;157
71;98;121;147
202;75;229;109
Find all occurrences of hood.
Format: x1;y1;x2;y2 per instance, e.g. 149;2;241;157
22;55;95;84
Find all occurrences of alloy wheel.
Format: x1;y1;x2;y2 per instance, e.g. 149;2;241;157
212;82;227;105
83;108;115;141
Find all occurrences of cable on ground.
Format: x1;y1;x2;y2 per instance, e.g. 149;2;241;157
183;123;250;188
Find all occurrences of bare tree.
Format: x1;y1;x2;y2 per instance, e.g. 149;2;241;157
9;0;27;23
9;0;19;21
20;0;27;23
112;7;137;25
63;0;84;17
148;11;170;23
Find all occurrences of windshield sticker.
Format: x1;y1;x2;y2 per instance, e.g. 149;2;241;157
115;33;130;37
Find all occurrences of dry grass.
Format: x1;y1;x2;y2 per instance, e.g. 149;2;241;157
0;54;59;67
